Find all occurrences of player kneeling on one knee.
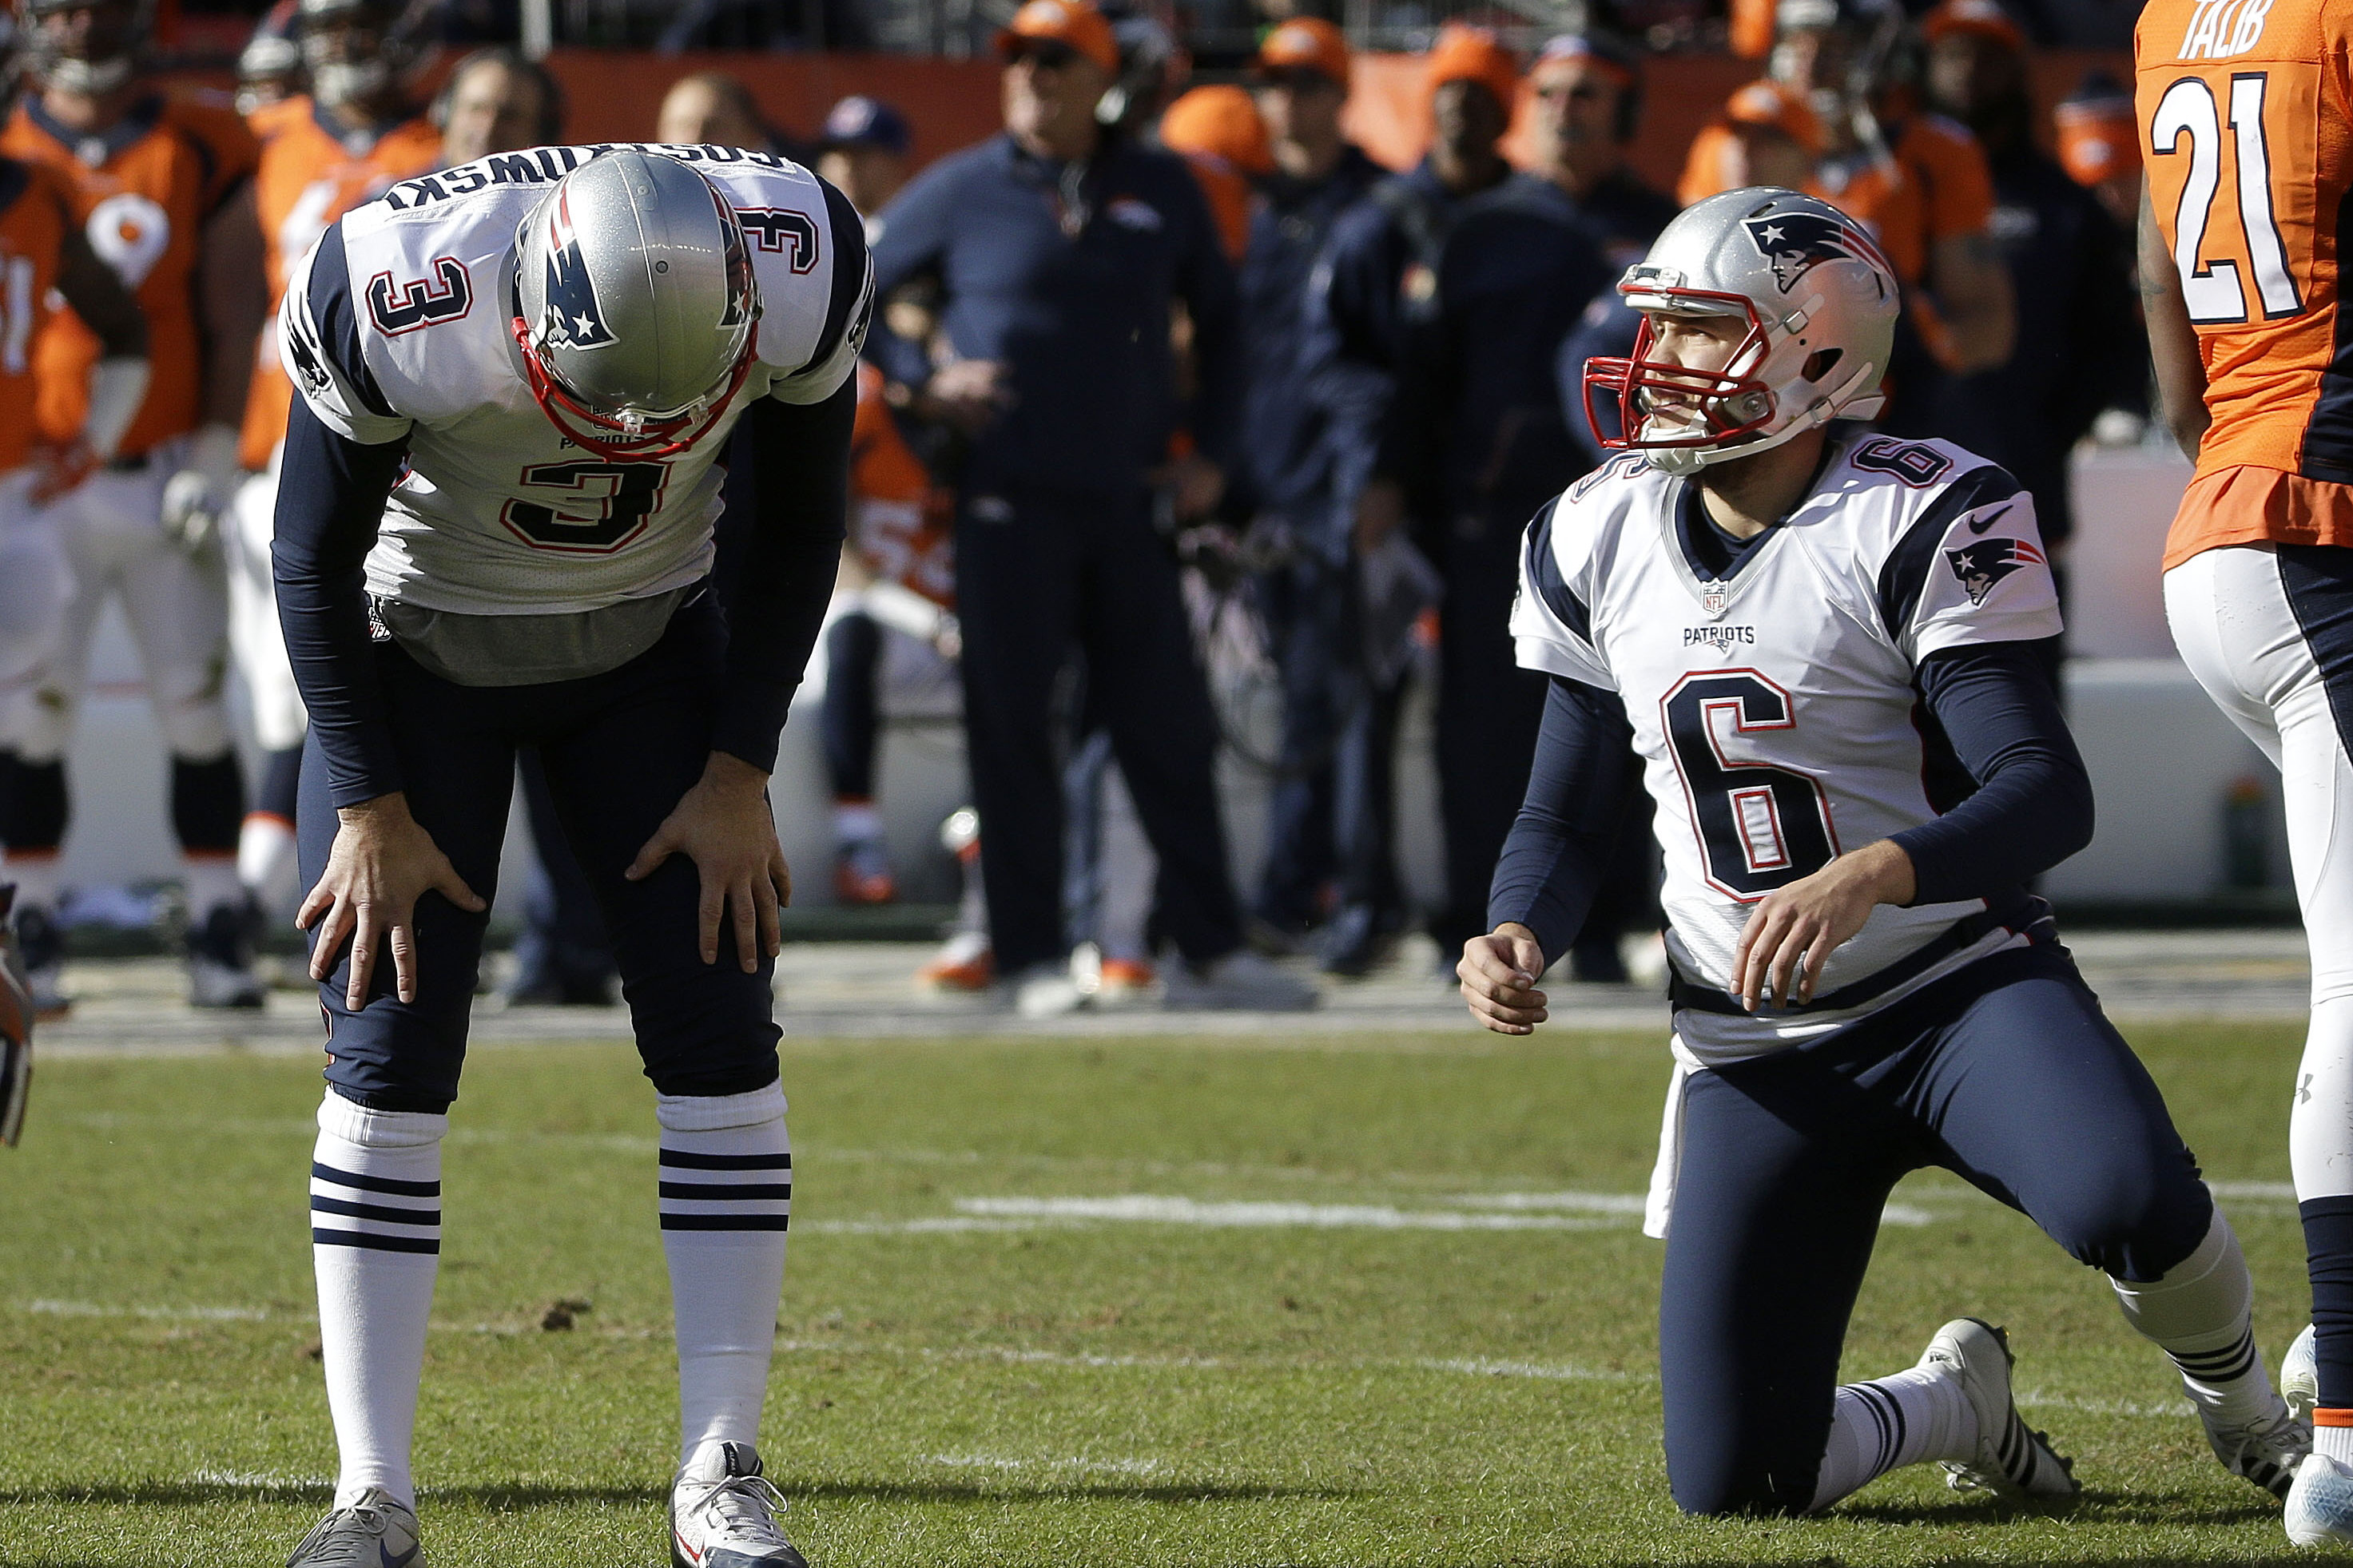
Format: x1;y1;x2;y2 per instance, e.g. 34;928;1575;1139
272;143;870;1568
1459;188;2308;1515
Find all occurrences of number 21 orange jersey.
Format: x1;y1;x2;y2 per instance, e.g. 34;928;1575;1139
0;92;258;457
2137;0;2353;489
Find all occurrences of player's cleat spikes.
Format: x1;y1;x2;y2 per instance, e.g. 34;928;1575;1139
1163;947;1319;1011
2284;1324;2319;1427
832;838;896;906
916;931;992;992
2204;1397;2309;1499
670;1439;808;1568
284;1488;424;1568
1921;1317;2081;1501
2287;1451;2353;1546
10;902;66;1020
186;902;266;1009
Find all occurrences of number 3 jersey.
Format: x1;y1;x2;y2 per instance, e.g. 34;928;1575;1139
1511;431;2063;1063
282;144;873;617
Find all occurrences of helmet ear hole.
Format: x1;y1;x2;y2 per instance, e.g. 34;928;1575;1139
1803;347;1843;382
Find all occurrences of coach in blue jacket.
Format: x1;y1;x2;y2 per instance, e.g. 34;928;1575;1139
868;0;1309;1010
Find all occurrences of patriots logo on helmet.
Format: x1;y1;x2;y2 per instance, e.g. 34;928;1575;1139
1945;538;2046;605
540;190;618;351
1743;211;1871;293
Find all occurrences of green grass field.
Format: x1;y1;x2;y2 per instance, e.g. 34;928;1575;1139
0;1020;2327;1566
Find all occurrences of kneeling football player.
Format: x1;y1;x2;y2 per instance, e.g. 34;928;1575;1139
1460;187;2306;1515
273;145;869;1566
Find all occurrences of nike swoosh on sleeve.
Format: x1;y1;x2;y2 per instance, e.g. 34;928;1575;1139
1965;501;2017;535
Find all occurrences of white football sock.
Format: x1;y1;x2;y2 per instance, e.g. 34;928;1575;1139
832;802;880;843
2;850;59;911
237;812;300;911
658;1082;792;1464
183;852;243;923
310;1091;445;1511
2109;1209;2282;1430
2319;1423;2353;1466
1810;1365;1977;1511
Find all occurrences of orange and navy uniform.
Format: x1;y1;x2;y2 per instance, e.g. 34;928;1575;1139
0;158;76;475
850;361;954;609
2137;0;2353;566
0;93;257;458
238;98;440;470
1810;114;1996;288
1178;154;1258;264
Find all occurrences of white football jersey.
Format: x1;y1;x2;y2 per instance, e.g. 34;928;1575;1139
280;143;873;616
1512;428;2064;1064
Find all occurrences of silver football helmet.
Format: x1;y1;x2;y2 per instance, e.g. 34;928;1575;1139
17;0;149;97
510;150;761;459
1582;187;1897;476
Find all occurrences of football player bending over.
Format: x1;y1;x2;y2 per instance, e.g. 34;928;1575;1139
1461;188;2307;1514
273;146;868;1566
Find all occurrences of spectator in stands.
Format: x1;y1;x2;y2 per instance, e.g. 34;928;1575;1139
2053;70;2140;227
1675;78;1825;206
1772;0;2015;415
435;46;562;167
1301;22;1517;975
815;95;911;219
1918;0;2142;577
655;70;791;156
1231;18;1386;954
867;0;1314;1014
1159;85;1271;261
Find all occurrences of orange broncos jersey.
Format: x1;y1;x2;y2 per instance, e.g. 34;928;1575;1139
1809;115;1995;287
238;99;440;470
2138;0;2353;564
0;159;75;474
1;93;258;456
851;362;954;609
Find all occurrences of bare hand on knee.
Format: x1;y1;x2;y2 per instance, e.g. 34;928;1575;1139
626;750;791;973
298;792;487;1008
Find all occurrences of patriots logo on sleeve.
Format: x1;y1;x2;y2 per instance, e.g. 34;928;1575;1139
540;189;618;351
1743;212;1882;292
1945;537;2045;605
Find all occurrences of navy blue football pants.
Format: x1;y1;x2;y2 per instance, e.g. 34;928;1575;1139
296;595;781;1112
953;484;1241;975
1661;945;2212;1516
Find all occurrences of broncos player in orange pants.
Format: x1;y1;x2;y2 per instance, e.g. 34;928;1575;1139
2139;0;2353;1539
0;0;266;1011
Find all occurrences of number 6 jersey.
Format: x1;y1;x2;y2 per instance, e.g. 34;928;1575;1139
282;144;872;616
1510;431;2063;1062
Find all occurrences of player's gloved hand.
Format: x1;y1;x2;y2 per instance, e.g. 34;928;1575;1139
1460;923;1549;1035
160;424;245;554
1729;840;1918;1011
626;750;792;974
29;439;98;505
300;791;488;1009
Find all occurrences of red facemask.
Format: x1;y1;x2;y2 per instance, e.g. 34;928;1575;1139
1581;288;1779;458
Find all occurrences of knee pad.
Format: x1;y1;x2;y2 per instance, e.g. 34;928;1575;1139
154;689;232;760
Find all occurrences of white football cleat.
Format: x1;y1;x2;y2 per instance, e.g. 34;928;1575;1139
2285;1324;2319;1427
1000;961;1087;1018
1920;1317;2080;1501
2287;1451;2353;1547
671;1440;807;1568
284;1487;424;1568
1163;948;1318;1011
2203;1397;2309;1499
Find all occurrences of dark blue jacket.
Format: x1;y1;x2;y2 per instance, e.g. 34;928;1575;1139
1300;161;1476;522
1233;144;1385;536
868;132;1241;495
1915;145;2142;546
1382;173;1625;528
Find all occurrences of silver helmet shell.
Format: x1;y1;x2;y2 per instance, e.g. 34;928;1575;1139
511;151;760;459
17;0;150;97
1582;186;1897;476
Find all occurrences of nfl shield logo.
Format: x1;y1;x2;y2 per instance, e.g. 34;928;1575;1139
1701;582;1729;617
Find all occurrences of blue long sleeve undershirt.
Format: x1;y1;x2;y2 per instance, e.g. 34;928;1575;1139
272;383;853;808
1486;641;2093;967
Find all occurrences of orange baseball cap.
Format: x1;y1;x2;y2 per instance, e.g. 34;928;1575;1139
1921;0;2026;52
1723;78;1825;155
1425;22;1520;113
996;0;1119;76
1160;84;1275;174
2055;91;2138;186
1256;16;1350;85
